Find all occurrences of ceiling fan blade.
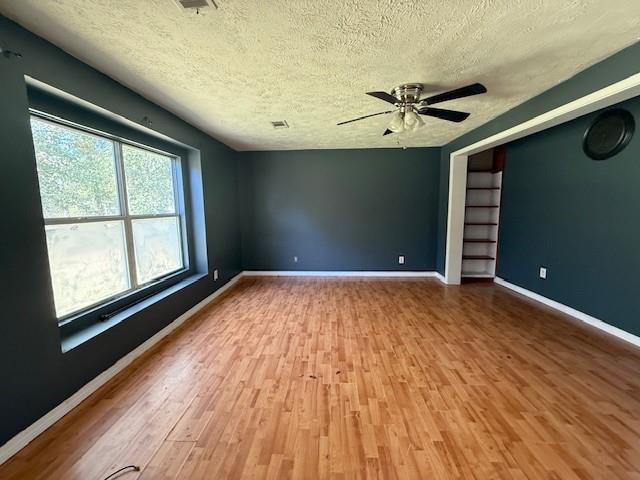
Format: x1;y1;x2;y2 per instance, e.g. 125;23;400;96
337;110;395;126
418;107;470;123
383;129;394;136
421;83;487;105
366;91;399;105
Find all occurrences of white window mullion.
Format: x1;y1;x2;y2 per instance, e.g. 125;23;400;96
44;215;125;226
114;141;139;289
171;158;189;270
128;213;178;220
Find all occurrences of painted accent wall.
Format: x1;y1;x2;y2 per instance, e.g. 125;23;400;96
436;41;640;274
2;9;639;455
0;16;241;446
497;95;640;336
239;149;441;271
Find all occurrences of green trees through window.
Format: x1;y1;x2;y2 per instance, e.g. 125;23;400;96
123;144;176;215
31;117;186;319
31;119;120;218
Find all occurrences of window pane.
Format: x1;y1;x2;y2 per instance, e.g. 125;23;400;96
31;118;120;218
123;145;176;215
132;217;183;284
45;221;130;317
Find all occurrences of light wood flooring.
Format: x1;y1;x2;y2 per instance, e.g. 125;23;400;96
1;277;639;479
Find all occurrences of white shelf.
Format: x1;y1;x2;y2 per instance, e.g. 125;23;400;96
464;165;503;279
462;272;494;278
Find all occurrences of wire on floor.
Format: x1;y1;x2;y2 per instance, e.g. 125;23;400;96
102;465;140;480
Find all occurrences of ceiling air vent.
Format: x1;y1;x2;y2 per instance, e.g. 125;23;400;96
173;0;217;11
271;120;289;129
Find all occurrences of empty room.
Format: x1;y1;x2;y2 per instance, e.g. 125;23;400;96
1;1;640;478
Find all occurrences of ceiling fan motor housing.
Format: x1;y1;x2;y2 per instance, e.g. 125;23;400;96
391;83;424;105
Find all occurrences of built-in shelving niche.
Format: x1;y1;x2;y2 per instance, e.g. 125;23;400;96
462;147;504;279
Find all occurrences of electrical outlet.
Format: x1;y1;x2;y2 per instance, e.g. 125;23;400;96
398;255;405;265
213;269;219;281
293;256;298;263
539;267;547;279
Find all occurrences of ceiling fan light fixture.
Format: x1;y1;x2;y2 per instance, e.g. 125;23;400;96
412;112;425;131
403;109;423;131
388;110;405;133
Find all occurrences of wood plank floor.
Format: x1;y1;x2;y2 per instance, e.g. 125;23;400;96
2;277;640;479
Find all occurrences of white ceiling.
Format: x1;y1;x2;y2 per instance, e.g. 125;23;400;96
1;0;640;151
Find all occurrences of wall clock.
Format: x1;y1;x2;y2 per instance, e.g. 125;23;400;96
583;108;635;160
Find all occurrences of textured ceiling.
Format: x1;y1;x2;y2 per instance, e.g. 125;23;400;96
1;0;640;151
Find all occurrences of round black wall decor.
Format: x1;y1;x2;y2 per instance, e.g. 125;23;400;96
583;108;635;160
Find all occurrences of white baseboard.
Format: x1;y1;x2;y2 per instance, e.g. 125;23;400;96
434;272;446;284
243;270;438;278
0;272;243;466
494;277;640;348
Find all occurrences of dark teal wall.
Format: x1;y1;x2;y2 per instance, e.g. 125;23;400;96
497;95;640;336
436;41;640;274
2;10;639;452
239;149;441;271
0;16;241;445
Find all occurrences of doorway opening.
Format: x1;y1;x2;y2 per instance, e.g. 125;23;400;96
461;147;505;280
444;72;640;285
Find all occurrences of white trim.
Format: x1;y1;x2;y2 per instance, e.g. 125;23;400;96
0;272;243;466
495;277;640;349
444;72;640;285
242;270;438;277
434;272;447;284
444;154;468;285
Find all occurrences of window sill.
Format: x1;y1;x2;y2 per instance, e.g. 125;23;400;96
60;272;208;353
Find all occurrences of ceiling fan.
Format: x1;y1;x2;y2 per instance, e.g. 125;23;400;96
337;82;487;135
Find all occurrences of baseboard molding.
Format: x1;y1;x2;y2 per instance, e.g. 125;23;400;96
242;270;438;278
0;272;243;467
495;277;640;349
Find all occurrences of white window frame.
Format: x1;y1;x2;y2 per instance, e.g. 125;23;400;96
31;112;189;321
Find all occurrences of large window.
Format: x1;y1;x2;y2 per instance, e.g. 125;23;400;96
31;115;187;319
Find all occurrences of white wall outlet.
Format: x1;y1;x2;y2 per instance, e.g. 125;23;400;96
213;269;219;281
293;256;298;263
539;267;547;279
398;255;405;265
